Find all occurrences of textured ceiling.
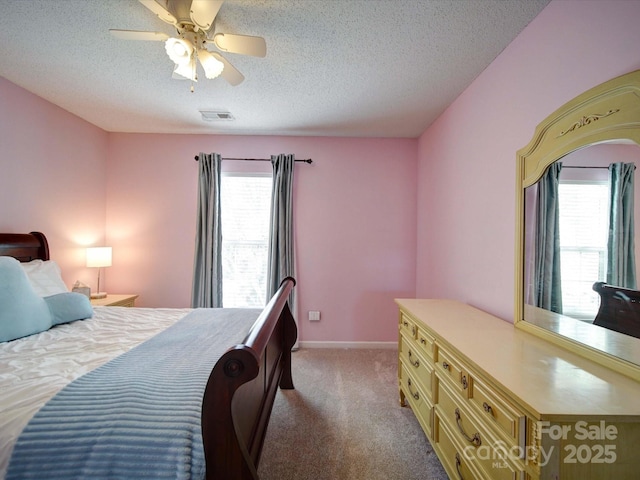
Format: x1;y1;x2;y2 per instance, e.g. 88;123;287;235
0;0;549;138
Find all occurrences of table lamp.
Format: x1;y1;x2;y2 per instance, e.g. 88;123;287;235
86;247;112;299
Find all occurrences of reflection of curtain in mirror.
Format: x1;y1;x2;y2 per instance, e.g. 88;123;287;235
607;162;636;288
524;185;538;306
534;162;563;313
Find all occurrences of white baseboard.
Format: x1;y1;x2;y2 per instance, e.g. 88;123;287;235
297;341;397;350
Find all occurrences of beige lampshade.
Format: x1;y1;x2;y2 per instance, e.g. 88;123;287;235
86;247;112;299
86;247;112;268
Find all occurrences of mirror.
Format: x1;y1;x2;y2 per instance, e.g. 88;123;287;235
515;70;640;381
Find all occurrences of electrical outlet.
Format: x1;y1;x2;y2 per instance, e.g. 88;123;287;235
308;310;321;321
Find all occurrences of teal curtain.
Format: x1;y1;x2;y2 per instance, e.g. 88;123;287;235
607;162;636;289
534;162;563;313
267;154;296;319
191;153;223;307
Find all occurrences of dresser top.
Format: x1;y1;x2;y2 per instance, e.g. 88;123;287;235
396;299;640;418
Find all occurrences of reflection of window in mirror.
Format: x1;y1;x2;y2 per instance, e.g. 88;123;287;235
558;180;608;320
525;145;640;323
554;143;639;323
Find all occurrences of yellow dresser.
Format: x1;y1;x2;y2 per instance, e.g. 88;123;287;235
397;299;640;480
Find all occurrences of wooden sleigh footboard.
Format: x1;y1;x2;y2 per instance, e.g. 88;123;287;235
202;277;297;480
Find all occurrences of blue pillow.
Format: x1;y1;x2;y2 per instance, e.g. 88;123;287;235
44;292;94;325
0;256;52;342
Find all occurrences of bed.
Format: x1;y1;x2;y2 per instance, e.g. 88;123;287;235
593;281;640;339
0;232;297;479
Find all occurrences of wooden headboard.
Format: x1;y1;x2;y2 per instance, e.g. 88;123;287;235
593;281;640;339
0;232;50;262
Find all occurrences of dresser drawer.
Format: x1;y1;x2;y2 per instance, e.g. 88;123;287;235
399;313;418;340
434;412;488;480
436;379;484;451
415;325;435;360
435;344;470;396
400;363;433;438
399;333;434;399
436;381;525;480
469;376;526;449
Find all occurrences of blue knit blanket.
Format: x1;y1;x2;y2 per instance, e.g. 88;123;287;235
7;308;261;480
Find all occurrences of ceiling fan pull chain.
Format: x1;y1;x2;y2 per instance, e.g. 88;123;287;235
190;52;196;93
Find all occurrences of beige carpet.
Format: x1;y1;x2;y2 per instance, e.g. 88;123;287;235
258;348;448;480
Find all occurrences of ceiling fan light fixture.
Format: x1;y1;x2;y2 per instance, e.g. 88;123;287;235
113;0;260;89
197;49;224;79
165;37;194;65
172;56;197;81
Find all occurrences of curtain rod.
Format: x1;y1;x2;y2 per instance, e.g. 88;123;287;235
563;166;609;169
563;165;636;170
194;155;312;164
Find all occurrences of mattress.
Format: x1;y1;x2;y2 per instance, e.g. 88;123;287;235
0;305;192;479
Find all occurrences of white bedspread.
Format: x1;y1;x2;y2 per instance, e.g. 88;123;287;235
0;306;191;479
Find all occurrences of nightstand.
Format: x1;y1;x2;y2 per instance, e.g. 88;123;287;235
90;294;138;307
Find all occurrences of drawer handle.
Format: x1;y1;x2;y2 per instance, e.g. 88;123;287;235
442;361;450;370
408;350;420;368
407;378;420;400
461;375;468;390
483;402;493;415
455;408;482;446
420;337;427;345
455;453;465;480
412;326;417;336
403;320;409;327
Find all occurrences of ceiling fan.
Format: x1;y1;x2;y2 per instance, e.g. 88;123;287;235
110;0;266;88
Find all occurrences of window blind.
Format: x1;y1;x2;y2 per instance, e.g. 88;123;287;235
558;182;609;320
221;174;272;307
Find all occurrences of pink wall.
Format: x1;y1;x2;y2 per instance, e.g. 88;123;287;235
106;134;417;343
416;0;640;322
0;77;108;288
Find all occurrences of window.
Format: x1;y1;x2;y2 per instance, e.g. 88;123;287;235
558;181;609;320
221;174;272;307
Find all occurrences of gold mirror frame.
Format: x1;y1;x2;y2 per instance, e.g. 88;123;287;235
515;69;640;381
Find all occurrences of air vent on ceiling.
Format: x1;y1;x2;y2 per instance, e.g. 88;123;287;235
200;110;235;121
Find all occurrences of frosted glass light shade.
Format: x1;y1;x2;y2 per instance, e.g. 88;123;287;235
165;37;194;65
198;49;224;79
86;247;112;268
172;56;197;81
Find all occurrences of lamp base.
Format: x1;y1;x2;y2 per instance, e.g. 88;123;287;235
91;292;108;299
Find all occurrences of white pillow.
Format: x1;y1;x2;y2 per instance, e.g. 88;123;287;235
20;259;68;297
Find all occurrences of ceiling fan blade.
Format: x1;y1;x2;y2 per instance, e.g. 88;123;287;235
212;33;266;57
110;29;170;41
190;0;224;31
139;0;177;25
211;52;244;86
